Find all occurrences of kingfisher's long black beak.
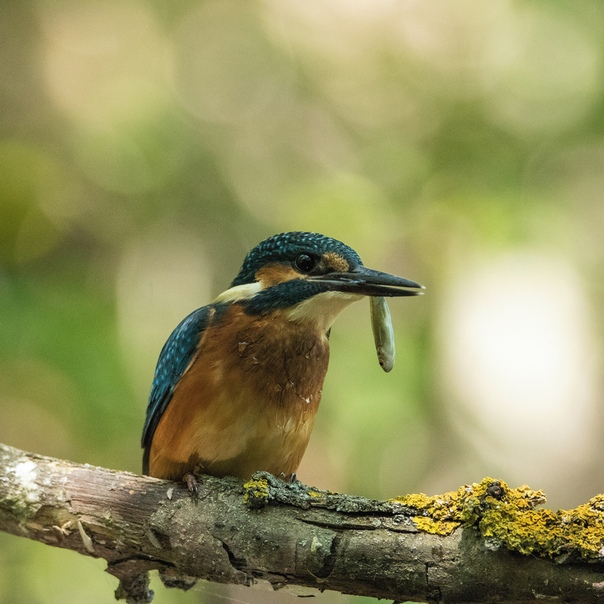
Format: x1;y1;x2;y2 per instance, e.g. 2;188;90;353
309;266;424;297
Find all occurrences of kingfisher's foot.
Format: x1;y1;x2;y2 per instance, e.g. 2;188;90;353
279;472;298;484
183;472;199;495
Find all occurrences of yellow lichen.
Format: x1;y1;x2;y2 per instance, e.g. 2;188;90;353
479;493;604;558
392;477;604;561
243;477;270;509
412;516;458;536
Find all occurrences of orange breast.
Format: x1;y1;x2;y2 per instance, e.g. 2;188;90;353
148;305;329;481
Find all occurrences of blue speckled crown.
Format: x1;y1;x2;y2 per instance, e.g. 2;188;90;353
231;232;362;286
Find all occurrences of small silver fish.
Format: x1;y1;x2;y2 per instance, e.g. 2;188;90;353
370;296;395;372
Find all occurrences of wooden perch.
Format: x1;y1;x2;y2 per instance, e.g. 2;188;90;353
1;442;604;604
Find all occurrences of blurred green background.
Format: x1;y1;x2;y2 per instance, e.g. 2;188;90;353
2;1;604;602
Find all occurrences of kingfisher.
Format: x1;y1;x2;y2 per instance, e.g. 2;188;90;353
142;232;423;489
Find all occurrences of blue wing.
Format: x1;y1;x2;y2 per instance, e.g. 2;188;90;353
142;305;212;474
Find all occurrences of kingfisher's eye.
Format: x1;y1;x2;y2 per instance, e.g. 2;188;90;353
295;253;316;273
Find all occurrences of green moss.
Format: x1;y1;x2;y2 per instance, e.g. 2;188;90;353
393;478;604;561
243;477;270;509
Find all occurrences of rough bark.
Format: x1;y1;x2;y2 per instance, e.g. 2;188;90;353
1;442;604;604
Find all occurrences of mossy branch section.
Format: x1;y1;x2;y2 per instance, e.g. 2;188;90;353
1;443;604;604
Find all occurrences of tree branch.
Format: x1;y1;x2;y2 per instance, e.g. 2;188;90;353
1;442;604;603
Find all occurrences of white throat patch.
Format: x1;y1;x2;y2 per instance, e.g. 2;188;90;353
213;282;262;304
286;290;363;332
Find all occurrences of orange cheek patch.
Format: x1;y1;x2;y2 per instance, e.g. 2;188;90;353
255;263;303;288
324;252;349;272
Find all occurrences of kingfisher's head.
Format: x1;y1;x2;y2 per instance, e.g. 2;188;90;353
214;232;423;331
